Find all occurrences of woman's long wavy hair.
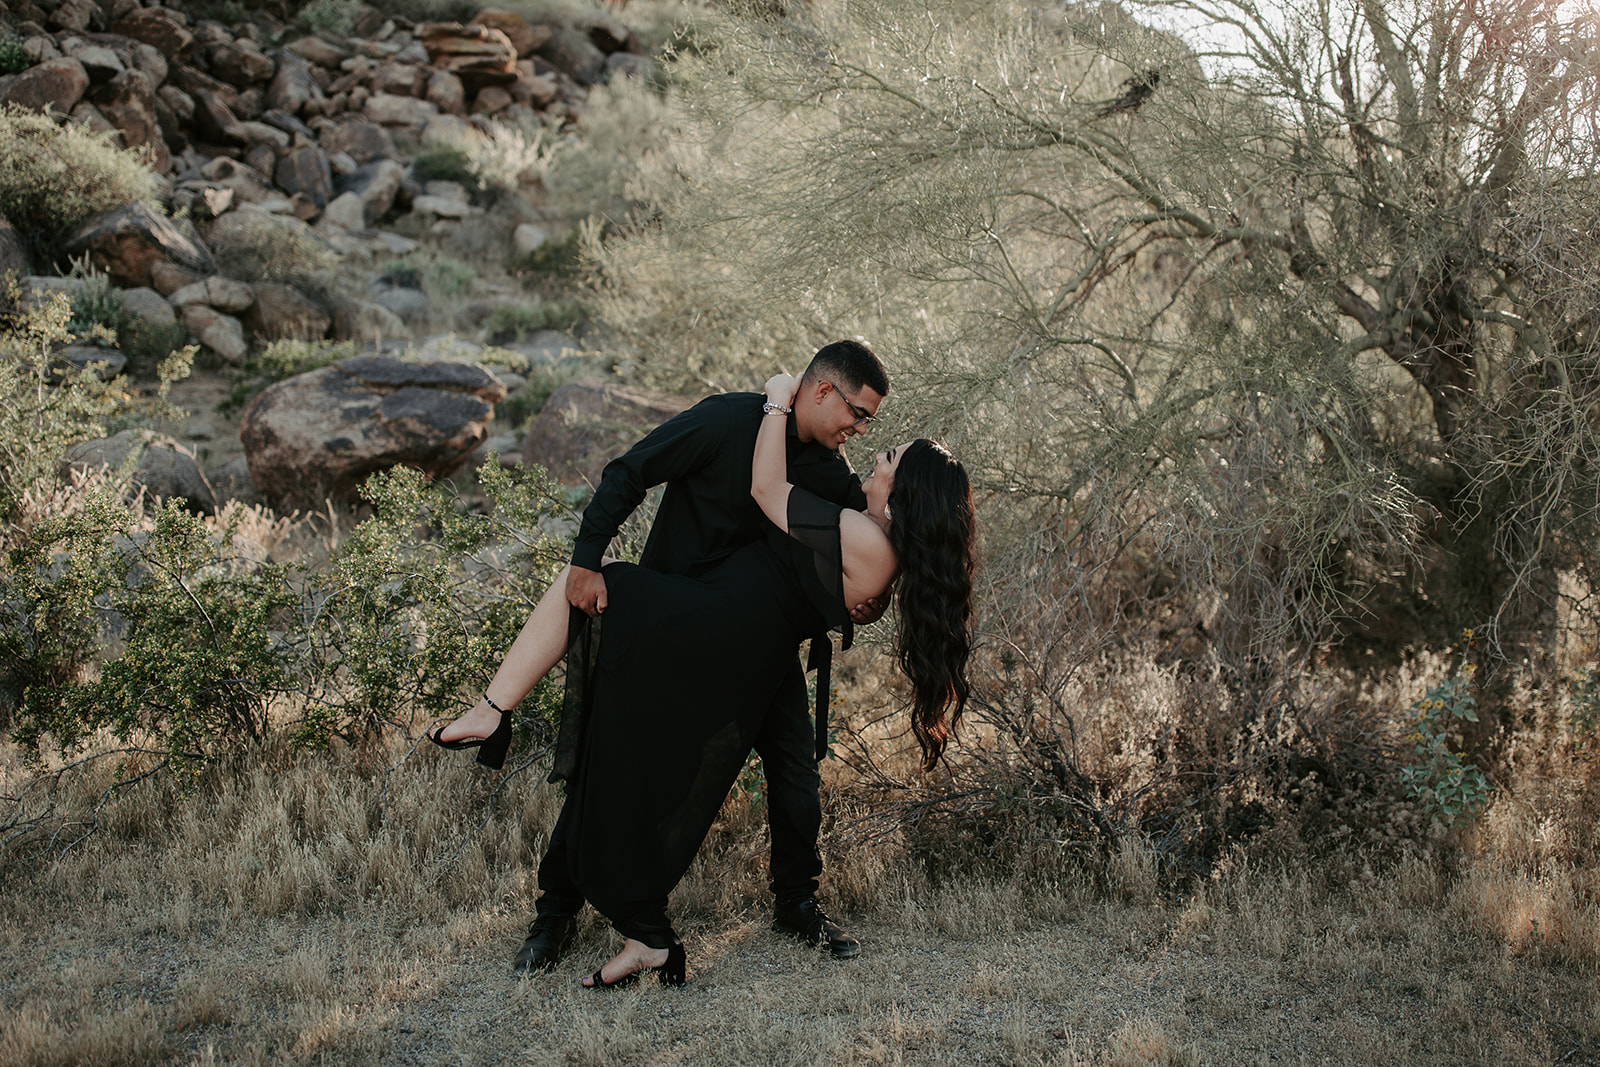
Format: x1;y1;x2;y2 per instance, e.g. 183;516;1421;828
886;439;976;770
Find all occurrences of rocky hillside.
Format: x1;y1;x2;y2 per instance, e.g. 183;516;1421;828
0;0;667;515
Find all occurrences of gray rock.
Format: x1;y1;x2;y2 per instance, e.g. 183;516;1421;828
371;284;428;322
63;429;215;514
117;286;177;330
327;292;408;344
130;43;167;89
512;223;549;257
265;50;322;115
363;92;437;127
321;191;365;231
334;158;406;225
54;344;127;380
71;44;125;82
180;304;248;364
537;28;605;87
425;69;464;114
238;354;508;508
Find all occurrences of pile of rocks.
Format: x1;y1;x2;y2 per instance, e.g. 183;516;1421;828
0;0;650;359
1;0;678;515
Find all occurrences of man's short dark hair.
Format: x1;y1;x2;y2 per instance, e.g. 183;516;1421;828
803;340;889;398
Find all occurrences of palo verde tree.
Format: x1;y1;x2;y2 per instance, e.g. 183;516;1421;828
596;0;1600;682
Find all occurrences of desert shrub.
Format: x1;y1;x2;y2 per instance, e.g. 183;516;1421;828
65;267;124;344
0;105;160;265
484;299;586;343
298;0;358;34
496;356;585;427
119;319;191;378
512;226;585;279
467;113;558;192
0;36;32;75
2;456;575;869
411;145;476;186
207;212;339;290
219;337;356;415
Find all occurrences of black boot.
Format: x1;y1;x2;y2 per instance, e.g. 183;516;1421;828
512;914;576;976
773;898;860;959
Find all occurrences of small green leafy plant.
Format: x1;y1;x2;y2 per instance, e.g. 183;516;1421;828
1399;639;1491;825
0;36;32;76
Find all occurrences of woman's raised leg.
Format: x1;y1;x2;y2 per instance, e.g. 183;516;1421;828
434;564;583;744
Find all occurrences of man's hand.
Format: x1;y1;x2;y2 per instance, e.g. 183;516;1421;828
566;565;608;617
849;594;889;625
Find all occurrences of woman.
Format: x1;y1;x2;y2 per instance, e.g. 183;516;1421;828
431;372;976;987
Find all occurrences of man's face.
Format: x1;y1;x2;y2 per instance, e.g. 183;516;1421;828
796;377;884;449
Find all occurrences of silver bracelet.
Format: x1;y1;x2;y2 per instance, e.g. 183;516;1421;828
763;401;792;415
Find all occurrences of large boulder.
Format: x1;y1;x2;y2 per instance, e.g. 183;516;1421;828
537;28;605;87
239;355;508;509
418;22;517;92
468;10;551;58
0;57;90;114
62;429;215;514
207;40;275;88
521;378;696;485
91;68;169;173
63;202;215;290
265;50;323;115
112;8;195;58
273;143;333;209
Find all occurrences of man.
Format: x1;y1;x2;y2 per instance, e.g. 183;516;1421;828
514;339;888;973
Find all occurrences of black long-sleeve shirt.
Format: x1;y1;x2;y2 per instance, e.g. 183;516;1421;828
570;392;868;577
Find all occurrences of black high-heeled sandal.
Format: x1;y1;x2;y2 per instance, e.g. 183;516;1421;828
585;942;686;990
427;694;513;769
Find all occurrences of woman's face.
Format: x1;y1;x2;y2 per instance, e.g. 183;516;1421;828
862;441;912;518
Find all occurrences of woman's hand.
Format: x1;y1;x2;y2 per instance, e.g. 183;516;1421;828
764;372;799;407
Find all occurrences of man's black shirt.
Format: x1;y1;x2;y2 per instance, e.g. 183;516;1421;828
571;392;868;577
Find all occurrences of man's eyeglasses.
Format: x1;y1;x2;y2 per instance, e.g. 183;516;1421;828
826;382;878;428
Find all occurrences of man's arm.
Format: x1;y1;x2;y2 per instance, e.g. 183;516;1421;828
567;401;726;614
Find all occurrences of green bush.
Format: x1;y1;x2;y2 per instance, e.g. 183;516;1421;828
0;105;160;265
511;226;585;280
411;145;476;186
298;0;359;35
0;36;32;75
484;299;586;344
219;337;356;415
5;457;573;781
65;268;124;345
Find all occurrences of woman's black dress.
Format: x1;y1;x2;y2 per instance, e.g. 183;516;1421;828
560;489;850;944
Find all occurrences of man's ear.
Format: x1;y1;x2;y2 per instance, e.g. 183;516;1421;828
806;377;833;404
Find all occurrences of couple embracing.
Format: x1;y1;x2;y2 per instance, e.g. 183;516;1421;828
431;341;976;988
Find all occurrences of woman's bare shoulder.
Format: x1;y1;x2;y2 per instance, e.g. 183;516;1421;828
839;509;897;585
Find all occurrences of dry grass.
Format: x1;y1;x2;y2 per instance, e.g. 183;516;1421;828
2;720;1597;1066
